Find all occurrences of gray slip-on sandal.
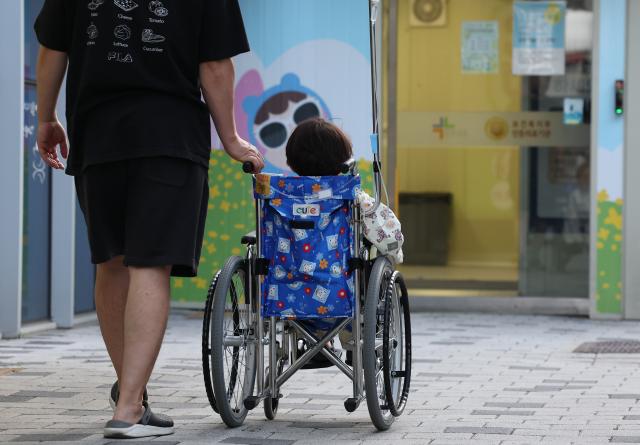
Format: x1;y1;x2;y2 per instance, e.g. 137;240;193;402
104;401;174;439
109;381;148;411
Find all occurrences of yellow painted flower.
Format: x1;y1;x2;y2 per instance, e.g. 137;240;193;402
232;247;241;255
597;190;610;202
319;259;329;269
224;181;233;189
210;185;221;198
220;234;230;241
173;278;184;288
597;241;604;249
605;208;622;230
598;228;610;240
220;201;231;212
208;231;218;239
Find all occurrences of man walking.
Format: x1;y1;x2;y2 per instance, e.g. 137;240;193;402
35;0;263;438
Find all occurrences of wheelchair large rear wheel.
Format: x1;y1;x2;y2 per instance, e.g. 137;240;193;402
382;271;411;417
363;257;395;431
202;271;221;414
209;256;257;427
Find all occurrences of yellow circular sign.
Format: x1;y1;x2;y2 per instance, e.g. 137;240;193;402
544;5;562;25
485;117;509;141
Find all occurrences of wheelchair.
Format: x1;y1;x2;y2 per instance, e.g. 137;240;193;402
201;161;412;431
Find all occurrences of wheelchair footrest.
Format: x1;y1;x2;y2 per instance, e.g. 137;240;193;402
244;396;262;411
344;397;363;413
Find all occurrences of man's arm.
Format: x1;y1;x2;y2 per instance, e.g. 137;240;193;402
200;59;264;172
36;46;68;170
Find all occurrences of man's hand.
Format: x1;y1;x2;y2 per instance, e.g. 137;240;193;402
222;134;264;173
37;121;68;170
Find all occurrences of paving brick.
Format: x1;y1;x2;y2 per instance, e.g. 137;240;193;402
611;437;640;443
0;396;35;403
1;311;639;444
471;410;536;416
483;402;545;409
220;438;296;445
11;391;77;399
10;433;92;442
444;427;514;434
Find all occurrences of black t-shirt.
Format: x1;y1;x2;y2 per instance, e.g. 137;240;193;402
35;0;249;175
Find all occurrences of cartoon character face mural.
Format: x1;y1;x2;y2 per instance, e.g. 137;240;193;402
238;73;332;173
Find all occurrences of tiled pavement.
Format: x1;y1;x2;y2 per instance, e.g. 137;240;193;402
1;310;640;444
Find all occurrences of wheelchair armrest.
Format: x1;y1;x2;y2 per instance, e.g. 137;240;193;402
241;231;257;246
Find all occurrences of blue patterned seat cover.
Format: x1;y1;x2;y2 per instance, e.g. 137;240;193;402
254;174;361;320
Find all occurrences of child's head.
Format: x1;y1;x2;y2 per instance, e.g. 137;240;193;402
286;118;353;176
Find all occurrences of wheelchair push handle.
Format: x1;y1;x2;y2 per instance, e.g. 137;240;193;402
340;158;357;175
242;161;254;174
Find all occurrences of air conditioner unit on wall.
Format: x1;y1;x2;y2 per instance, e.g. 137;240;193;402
410;0;447;27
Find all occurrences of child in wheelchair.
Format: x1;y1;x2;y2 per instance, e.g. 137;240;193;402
284;117;404;368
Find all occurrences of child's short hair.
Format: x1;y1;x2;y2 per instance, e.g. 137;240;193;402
286;118;353;176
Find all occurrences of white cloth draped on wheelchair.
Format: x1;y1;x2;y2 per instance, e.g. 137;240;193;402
358;191;404;264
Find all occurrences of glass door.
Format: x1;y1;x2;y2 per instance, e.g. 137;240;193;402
394;0;592;298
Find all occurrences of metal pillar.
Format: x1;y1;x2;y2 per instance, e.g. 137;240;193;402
623;0;640;319
0;0;24;338
50;78;76;328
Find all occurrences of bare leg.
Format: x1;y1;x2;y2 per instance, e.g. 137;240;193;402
113;265;172;423
95;256;129;381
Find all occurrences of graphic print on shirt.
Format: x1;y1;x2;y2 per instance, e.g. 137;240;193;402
114;0;139;12
114;24;132;40
142;29;165;44
148;0;169;17
108;52;133;63
88;0;104;11
87;23;99;39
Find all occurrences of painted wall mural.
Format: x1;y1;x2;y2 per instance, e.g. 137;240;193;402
172;0;375;302
594;0;625;315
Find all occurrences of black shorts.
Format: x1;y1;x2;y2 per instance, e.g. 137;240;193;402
75;157;209;277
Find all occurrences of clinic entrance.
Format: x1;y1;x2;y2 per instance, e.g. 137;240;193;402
390;0;593;299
